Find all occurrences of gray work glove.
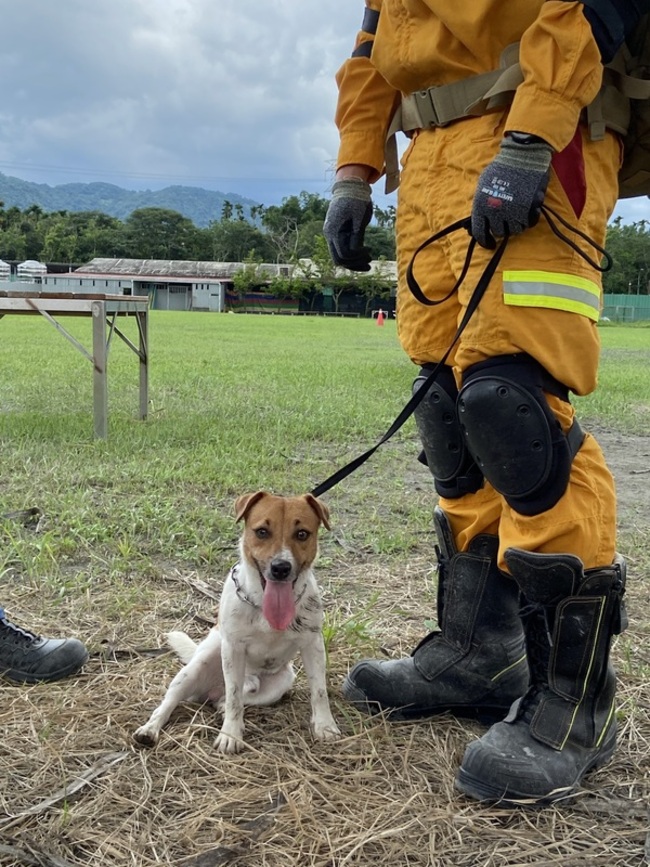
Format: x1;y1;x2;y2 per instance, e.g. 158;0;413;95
471;133;553;249
323;177;373;271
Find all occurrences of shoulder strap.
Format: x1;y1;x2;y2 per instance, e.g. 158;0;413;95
384;44;521;193
384;27;650;193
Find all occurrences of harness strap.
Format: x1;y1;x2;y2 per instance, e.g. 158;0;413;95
384;36;650;193
567;417;585;462
384;44;522;193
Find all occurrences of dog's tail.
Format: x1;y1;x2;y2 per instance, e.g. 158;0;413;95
165;631;199;664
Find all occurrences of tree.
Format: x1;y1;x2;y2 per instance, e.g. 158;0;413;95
207;219;274;262
261;192;330;263
42;217;78;263
366;225;396;261
355;260;395;315
310;235;337;282
374;204;396;229
262;210;300;263
266;273;316;303
13;204;47;259
0;224;27;260
70;211;128;260
0;188;399;269
250;204;265;223
124;208;203;259
232;254;264;295
603;219;650;294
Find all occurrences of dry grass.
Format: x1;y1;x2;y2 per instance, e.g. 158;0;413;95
1;415;649;866
2;540;650;866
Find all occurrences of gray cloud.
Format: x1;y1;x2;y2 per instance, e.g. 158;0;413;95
0;0;360;203
0;0;645;222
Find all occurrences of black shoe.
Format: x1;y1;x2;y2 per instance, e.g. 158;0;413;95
455;707;617;805
0;610;88;683
342;641;528;723
341;508;529;722
455;549;627;805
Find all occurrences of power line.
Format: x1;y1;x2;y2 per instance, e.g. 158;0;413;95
0;160;334;186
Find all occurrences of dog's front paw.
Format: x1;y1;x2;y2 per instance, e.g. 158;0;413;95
133;725;159;748
215;729;245;754
312;718;341;742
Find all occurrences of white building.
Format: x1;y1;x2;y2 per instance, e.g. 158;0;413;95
17;259;47;281
41;258;236;312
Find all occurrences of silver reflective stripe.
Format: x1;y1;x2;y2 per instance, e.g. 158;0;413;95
503;270;601;321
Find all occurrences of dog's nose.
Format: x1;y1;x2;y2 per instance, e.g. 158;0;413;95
270;559;292;581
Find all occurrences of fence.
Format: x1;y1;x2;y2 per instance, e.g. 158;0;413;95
601;294;650;322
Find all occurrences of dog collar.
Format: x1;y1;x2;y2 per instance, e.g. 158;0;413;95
230;564;260;609
229;563;309;610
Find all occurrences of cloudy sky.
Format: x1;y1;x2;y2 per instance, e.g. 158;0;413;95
0;0;646;223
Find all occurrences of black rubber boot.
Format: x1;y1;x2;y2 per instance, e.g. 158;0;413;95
341;507;529;721
0;608;89;683
456;548;627;805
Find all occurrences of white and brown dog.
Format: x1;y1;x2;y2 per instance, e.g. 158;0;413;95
133;491;340;753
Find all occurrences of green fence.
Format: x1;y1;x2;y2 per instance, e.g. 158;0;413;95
602;294;650;322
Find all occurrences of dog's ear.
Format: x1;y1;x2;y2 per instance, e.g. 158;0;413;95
234;491;268;522
304;494;331;530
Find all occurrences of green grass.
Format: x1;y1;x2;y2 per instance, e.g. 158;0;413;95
574;322;650;433
0;314;415;595
0;312;647;597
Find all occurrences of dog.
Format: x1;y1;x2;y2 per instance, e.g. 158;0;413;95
133;491;340;753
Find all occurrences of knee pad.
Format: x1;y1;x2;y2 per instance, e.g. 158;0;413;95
457;356;584;516
413;364;483;499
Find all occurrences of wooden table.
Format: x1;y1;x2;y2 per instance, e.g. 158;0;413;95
0;292;149;439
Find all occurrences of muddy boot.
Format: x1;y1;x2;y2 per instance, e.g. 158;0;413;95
0;607;89;683
341;507;529;721
456;548;627;805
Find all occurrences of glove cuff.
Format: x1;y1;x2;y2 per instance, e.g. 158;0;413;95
497;135;553;173
331;177;372;202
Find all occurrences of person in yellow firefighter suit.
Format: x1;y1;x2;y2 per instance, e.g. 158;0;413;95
323;0;642;805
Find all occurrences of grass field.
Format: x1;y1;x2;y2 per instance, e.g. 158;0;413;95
0;312;649;866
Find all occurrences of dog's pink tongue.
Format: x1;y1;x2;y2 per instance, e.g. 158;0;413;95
262;581;296;631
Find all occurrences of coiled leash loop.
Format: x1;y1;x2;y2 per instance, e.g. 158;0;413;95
540;204;612;272
310;205;611;499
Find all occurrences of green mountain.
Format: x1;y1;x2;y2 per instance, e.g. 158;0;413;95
0;172;261;228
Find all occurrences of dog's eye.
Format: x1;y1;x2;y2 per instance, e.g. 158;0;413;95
255;528;270;539
295;529;310;542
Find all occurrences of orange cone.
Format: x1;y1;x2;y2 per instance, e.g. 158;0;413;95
377;309;385;326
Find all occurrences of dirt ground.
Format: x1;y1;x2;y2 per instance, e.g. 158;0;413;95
0;427;649;867
595;426;650;533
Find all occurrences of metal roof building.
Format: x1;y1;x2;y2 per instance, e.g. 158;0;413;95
31;256;398;313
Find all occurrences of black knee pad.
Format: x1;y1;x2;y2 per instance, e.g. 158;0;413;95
457;356;584;516
413;364;483;499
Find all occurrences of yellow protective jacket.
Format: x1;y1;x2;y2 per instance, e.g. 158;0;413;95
335;1;604;180
334;2;621;570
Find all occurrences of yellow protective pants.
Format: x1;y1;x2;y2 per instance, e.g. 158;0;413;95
395;114;619;570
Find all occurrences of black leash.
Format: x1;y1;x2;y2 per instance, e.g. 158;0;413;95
310;205;611;499
310;217;505;497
